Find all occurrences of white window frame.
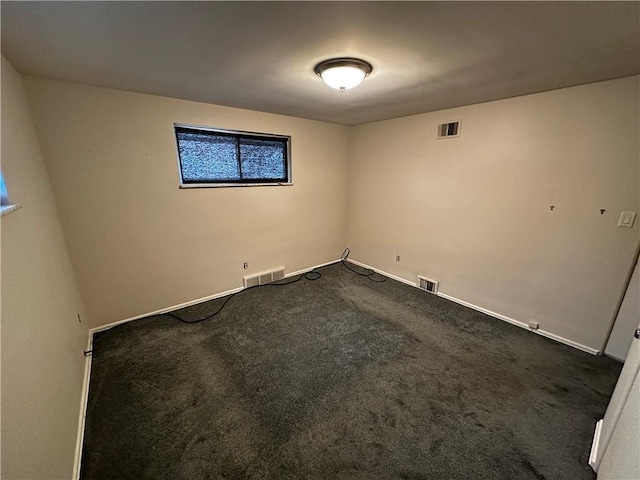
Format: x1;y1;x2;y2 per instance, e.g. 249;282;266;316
174;123;292;188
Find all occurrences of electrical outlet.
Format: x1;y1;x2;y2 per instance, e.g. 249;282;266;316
396;255;400;262
528;321;539;330
243;262;248;269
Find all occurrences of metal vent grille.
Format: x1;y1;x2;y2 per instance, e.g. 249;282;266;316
437;121;460;138
243;267;286;288
417;275;439;294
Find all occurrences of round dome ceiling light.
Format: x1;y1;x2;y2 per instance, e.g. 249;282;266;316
314;58;373;93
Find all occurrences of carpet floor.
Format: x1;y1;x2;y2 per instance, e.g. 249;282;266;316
80;262;621;480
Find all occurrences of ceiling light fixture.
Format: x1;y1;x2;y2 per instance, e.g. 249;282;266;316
314;58;372;93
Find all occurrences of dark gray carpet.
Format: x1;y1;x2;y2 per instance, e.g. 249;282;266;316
81;262;621;480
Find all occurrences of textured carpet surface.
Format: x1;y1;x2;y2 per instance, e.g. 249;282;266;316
81;262;621;480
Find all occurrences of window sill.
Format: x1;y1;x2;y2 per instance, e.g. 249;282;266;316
1;203;21;216
179;183;293;189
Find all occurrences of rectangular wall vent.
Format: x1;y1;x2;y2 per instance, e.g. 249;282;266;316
417;275;439;294
437;121;460;138
243;266;285;288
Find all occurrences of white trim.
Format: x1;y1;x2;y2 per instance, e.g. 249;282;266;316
345;259;417;287
179;183;293;189
73;255;598;476
436;292;529;329
90;258;342;336
73;257;341;476
73;332;94;480
438;292;600;355
589;419;603;471
76;286;246;477
0;203;21;216
90;286;242;335
535;327;601;356
348;258;600;355
286;258;341;278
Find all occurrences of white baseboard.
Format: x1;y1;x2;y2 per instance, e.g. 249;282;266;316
73;257;341;478
346;258;417;287
91;257;601;355
286;258;341;278
436;291;530;329
73;333;94;480
348;258;601;356
89;285;243;335
589;419;603;471
90;258;341;336
438;291;600;355
73;256;599;476
534;327;601;356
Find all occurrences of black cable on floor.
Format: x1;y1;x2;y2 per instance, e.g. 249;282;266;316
168;250;386;324
118;249;383;329
341;260;386;283
166;267;325;324
339;248;386;283
87;251;389;355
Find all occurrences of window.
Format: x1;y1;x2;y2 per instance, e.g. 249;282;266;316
0;172;9;206
0;172;20;216
174;124;291;187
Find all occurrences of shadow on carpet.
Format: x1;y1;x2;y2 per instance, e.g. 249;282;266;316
80;262;621;479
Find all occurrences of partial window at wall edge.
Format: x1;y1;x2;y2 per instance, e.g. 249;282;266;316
1;171;21;216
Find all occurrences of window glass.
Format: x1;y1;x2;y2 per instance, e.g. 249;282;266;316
239;138;286;180
1;172;10;206
0;171;20;216
177;132;239;182
175;125;290;186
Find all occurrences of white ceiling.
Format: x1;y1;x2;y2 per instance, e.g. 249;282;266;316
2;1;639;125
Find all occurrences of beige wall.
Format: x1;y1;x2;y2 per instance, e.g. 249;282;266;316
347;77;640;351
20;75;640;350
25;77;350;328
1;57;89;479
3;60;637;478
